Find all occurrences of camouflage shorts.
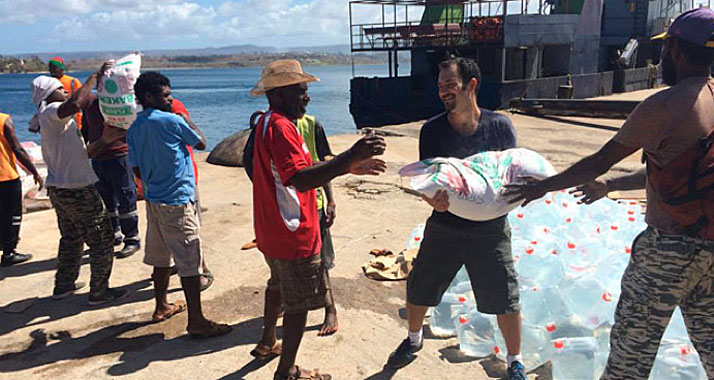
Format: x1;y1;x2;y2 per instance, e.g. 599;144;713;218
601;227;714;380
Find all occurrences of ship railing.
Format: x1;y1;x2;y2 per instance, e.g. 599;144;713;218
349;0;558;52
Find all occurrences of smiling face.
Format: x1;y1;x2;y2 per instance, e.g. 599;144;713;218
438;63;475;112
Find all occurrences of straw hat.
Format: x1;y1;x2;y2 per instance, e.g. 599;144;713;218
251;60;319;97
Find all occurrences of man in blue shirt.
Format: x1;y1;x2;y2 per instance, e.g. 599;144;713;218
128;71;230;338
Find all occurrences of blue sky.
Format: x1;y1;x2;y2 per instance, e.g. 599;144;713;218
0;0;379;55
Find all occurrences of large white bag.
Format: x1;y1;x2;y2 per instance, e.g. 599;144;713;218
399;148;557;221
97;53;141;129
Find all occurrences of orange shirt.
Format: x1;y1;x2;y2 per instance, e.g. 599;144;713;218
0;113;20;182
59;74;83;130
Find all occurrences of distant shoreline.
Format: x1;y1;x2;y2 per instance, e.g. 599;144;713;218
0;62;400;75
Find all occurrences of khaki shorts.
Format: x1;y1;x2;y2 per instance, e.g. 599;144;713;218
144;201;203;277
265;254;327;314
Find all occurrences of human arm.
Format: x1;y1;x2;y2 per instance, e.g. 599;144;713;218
133;167;141;180
86;124;126;158
570;167;647;204
323;181;336;227
3;116;42;189
288;135;386;192
504;97;667;206
57;62;110;119
176;113;207;150
504;138;640;206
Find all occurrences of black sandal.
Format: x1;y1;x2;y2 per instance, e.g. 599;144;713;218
200;272;214;292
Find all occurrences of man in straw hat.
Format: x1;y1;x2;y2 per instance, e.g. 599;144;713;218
249;59;387;380
505;7;714;379
32;63;129;306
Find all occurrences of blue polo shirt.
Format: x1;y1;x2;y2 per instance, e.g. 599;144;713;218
127;108;201;205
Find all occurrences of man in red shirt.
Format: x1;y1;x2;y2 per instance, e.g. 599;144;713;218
249;60;387;380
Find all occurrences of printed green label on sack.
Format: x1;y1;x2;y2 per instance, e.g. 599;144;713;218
99;94;135;105
100;105;133;116
104;79;118;94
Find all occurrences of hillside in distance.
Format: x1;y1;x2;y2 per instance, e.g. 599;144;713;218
4;44;388;72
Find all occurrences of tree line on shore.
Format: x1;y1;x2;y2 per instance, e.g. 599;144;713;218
0;51;390;74
0;55;45;74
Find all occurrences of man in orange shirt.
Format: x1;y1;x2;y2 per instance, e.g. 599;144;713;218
0;112;43;266
49;57;83;131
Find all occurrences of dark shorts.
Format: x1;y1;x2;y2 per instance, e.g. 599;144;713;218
407;216;520;315
265;254;327;314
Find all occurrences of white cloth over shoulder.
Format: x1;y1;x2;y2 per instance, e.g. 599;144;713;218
399;148;557;221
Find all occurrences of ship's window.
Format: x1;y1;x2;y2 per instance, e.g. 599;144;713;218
542;44;570;77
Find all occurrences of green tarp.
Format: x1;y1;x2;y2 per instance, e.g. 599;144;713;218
551;0;585;14
420;3;465;25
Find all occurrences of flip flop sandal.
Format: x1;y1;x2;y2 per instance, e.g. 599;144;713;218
151;300;187;323
250;341;282;360
188;321;232;339
241;239;258;250
274;366;332;380
200;272;214;292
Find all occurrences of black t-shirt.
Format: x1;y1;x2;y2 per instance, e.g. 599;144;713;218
418;109;517;228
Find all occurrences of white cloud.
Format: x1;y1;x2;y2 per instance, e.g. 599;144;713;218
0;0;183;23
2;0;390;49
54;2;217;41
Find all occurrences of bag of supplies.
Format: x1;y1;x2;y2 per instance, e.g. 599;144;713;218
399;148;557;221
98;52;141;129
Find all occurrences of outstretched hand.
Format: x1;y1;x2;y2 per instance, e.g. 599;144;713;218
570;179;609;204
349;134;386;162
421;189;450;212
503;176;548;207
349;158;387;176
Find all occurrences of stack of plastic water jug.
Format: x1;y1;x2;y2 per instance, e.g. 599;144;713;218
410;191;708;380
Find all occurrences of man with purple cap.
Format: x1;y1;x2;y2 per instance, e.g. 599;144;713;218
505;7;714;379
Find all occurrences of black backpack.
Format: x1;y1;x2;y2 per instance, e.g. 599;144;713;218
243;110;266;181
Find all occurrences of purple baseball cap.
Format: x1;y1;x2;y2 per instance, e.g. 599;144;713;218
651;7;714;48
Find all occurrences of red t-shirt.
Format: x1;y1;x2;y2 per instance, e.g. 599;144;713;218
170;99;199;184
253;110;321;260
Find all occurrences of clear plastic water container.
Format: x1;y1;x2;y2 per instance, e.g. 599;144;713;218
429;293;463;337
551;337;598;380
455;310;499;358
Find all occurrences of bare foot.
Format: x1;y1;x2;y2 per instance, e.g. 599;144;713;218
318;311;338;336
152;300;186;323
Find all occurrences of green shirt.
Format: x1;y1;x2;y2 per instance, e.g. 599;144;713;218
297;115;333;210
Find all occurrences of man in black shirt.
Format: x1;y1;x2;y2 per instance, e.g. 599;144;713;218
387;58;526;380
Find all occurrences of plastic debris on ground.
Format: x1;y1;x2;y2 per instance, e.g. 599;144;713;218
408;191;708;380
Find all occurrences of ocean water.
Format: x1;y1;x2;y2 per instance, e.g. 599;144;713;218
0;64;398;150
